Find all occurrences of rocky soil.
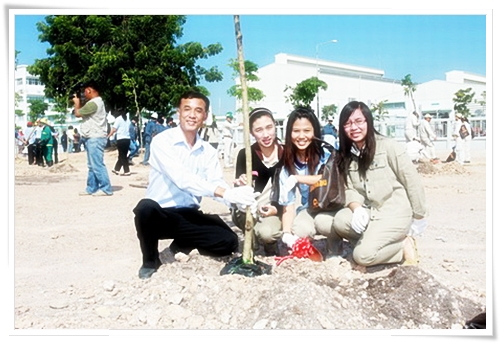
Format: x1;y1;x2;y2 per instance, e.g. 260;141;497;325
11;146;489;336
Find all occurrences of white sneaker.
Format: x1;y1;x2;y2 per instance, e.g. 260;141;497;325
92;190;112;196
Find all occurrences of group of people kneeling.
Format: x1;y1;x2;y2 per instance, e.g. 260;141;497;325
133;90;428;279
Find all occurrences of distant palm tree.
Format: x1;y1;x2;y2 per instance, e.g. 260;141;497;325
401;74;418;112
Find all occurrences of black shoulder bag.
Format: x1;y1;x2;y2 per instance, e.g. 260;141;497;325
308;140;345;214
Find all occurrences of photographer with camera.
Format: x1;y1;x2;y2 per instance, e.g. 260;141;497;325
72;81;113;196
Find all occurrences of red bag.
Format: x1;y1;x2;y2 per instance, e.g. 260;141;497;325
275;237;323;266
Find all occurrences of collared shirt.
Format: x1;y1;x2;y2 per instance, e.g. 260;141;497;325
24;127;36;144
345;135;427;220
34;126;42;139
418;119;436;145
145;126;230;209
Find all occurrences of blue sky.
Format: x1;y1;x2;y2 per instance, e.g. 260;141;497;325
14;13;487;116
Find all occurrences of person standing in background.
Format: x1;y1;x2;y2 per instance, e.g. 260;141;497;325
127;117;140;165
66;125;74;153
60;129;68;153
418;114;439;163
108;113;132;176
23;121;37;165
38;117;54;167
404;111;420;143
73;128;81;153
221;112;239;168
321;119;337;148
34;119;44;166
50;126;59;164
72;80;113;196
141;113;159;166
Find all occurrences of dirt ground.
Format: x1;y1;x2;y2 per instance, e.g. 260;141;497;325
10;143;491;336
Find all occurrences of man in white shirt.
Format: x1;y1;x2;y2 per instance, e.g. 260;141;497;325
418;114;438;162
133;91;258;279
221;112;239;168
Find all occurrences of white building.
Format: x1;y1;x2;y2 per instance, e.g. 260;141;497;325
14;64;80;131
234;53;486;142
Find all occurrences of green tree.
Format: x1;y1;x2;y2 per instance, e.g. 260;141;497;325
284;76;327;111
453;87;475;118
51;101;70;125
370;100;389;122
401;74;418;112
15;50;23;116
27;99;49;123
28;15;223;117
227;58;264;112
321;104;337;122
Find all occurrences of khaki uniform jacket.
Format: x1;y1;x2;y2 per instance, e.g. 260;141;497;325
345;135;427;221
418;119;436;147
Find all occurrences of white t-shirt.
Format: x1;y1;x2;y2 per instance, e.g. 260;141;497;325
113;116;131;140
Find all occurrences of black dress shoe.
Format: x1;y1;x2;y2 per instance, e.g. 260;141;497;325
138;258;162;279
138;266;158;279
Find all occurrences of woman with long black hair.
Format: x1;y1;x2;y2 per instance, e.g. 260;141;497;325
333;101;428;270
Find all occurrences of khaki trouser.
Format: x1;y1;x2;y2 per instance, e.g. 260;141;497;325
291;209;343;255
332;208;410;266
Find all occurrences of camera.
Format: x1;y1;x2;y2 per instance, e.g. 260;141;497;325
68;84;87;106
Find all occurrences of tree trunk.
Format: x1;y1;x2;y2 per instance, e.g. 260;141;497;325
233;15;254;264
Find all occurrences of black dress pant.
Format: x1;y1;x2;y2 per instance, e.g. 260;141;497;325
133;198;239;268
114;138;130;173
27;144;36;165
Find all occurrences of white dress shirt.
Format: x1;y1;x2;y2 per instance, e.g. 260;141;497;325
146;126;230;209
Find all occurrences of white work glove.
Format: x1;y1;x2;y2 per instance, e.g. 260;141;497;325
223;186;258;207
409;218;428;237
281;232;299;248
351;207;370;234
236;199;259;218
283;175;298;193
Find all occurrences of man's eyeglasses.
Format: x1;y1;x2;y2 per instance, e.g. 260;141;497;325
343;119;366;130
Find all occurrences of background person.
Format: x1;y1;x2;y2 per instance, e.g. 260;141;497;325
133;90;258;279
333;101;428;270
232;107;284;256
141;112;160;166
221;112;239;168
321;118;337;148
404;111;420;143
72;80;113;196
66;125;74;153
418;113;439;163
60;129;68;153
108;112;131;176
23;121;37;165
38;117;54;167
34;119;44;166
452;113;469;165
127;117;140;165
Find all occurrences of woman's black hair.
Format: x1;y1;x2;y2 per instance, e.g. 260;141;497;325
337;101;380;184
282;106;323;175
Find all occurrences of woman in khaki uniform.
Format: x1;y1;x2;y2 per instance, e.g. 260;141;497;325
333;101;427;269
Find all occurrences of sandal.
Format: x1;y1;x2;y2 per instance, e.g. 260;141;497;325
402;236;420;266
